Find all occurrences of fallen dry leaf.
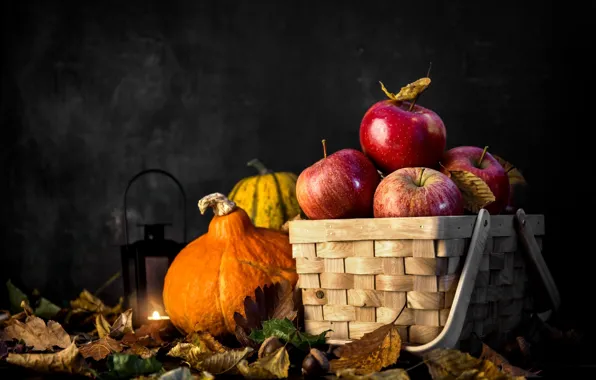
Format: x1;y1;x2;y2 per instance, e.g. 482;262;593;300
96;313;112;338
186;331;228;353
446;170;496;213
109;308;134;339
424;348;525;380
329;320;401;375
280;214;304;233
479;343;541;378
1;315;70;351
78;335;123;360
6;340;92;376
234;280;299;348
492;155;526;187
380;78;431;102
69;289;122;315
168;344;253;374
236;346;290;379
336;368;411;379
125;343;160;359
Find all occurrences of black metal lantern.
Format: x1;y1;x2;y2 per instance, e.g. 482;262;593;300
120;169;187;327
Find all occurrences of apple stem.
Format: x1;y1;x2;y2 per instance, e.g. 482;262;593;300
322;139;327;159
418;168;425;186
478;146;489;166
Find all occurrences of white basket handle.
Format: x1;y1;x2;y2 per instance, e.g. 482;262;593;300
404;209;491;354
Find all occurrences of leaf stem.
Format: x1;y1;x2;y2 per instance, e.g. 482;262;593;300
322;139;327;159
478;146;489;167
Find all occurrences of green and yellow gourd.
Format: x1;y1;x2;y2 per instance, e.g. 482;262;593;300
228;159;301;230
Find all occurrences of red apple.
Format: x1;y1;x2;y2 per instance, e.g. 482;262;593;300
360;82;446;174
296;141;381;220
374;167;464;218
440;146;510;214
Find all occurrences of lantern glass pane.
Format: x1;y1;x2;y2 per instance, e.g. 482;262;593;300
144;256;169;315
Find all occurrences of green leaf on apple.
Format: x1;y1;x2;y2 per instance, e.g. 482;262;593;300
492;155;527;186
379;77;431;102
447;170;496;213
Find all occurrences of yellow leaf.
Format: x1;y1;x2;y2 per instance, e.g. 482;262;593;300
125;343;160;359
237;346;290;379
186;331;228;353
168;342;211;363
478;343;541;378
447;170;496;213
423;348;526;380
379;78;431;102
0;315;70;351
95;314;112;338
168;343;253;375
492;155;526;187
69;289;122;315
336;368;411;379
329;321;401;375
79;336;123;361
6;341;93;376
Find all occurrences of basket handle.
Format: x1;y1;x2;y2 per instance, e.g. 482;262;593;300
514;209;560;312
404;209;492;355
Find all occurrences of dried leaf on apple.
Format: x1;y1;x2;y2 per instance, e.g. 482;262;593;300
447;170;496;213
379;77;431;102
492;155;527;186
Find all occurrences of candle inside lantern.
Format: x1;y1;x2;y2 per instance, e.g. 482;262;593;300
147;310;170;320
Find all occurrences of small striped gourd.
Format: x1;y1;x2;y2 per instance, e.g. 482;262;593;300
228;159;301;230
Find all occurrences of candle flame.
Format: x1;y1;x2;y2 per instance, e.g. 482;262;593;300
152;311;160;319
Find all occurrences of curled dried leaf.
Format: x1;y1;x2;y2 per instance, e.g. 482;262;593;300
380;78;431;102
424;348;526;380
330;321;401;375
1;315;70;351
186;331;228;353
479;343;541;378
69;289;122;315
447;170;496;213
78;336;123;361
109;308;134;339
95;314;112;338
336;368;411;379
237;346;290;379
168;342;252;375
6;341;93;376
492;155;526;187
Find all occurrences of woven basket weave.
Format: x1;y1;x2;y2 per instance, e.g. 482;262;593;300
288;211;546;349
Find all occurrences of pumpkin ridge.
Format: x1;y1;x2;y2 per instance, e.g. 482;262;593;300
218;241;232;334
229;180;242;201
250;175;262;222
271;172;288;221
236;259;297;279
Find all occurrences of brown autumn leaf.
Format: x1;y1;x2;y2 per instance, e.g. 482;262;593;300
479;343;541;378
329;322;401;375
121;320;172;348
96;313;112;338
124;343;160;359
233;280;299;348
6;340;93;376
492;155;527;187
69;289;122;315
236;346;290;379
79;335;123;360
168;344;253;374
424;348;526;380
186;331;228;353
1;315;71;351
109;308;134;339
380;78;431;102
335;368;411;379
447;170;496;213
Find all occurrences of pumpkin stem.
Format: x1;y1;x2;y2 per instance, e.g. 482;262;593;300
247;159;270;175
198;193;237;217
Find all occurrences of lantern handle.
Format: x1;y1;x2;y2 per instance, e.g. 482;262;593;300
123;168;187;246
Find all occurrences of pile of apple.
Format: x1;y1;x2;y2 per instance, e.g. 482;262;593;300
296;78;525;219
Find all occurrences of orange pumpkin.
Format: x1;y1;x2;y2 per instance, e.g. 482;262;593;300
162;192;298;337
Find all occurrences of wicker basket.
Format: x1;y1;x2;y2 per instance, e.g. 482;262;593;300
288;208;558;354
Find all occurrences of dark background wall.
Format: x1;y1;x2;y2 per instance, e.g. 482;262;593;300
1;0;594;325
